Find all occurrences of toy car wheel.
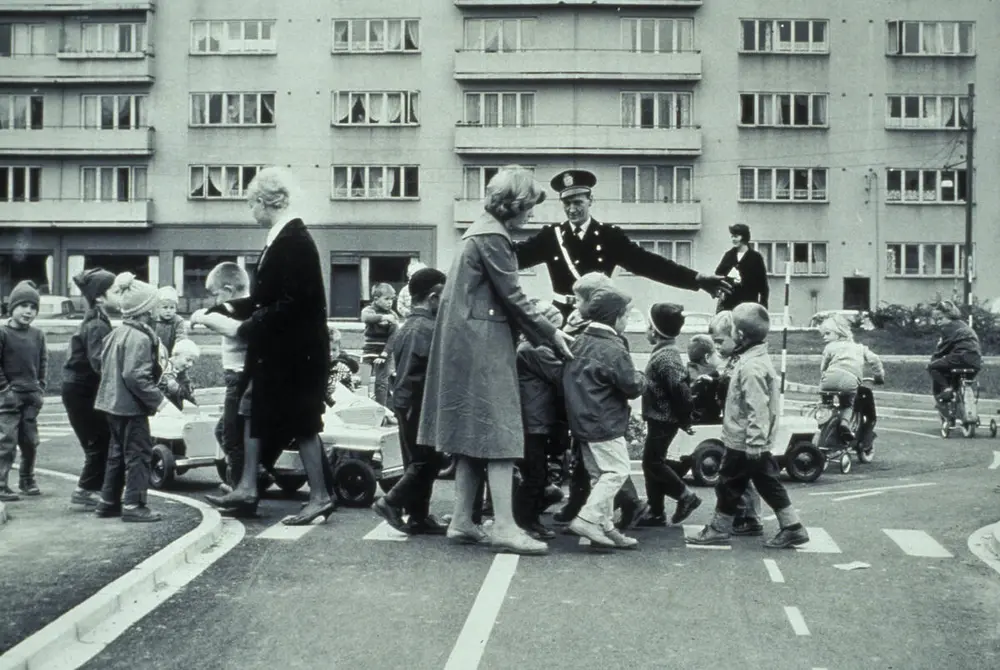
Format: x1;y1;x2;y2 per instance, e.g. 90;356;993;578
785;441;824;483
378;475;401;494
150;444;176;489
990;419;998;438
333;459;378;507
273;474;308;496
839;453;852;474
856;444;874;464
940;420;951;439
961;423;976;439
690;440;725;487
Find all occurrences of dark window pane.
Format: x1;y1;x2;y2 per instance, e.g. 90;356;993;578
0;24;11;57
29;96;43;128
28;167;40;201
740;94;755;124
741;21;755;50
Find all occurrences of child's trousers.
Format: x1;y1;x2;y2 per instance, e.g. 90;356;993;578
0;389;42;486
578;437;630;532
642;419;688;514
514;432;550;525
213;369;246;487
101;415;153;507
62;382;110;492
383;408;438;521
372;358;390;407
715;448;791;517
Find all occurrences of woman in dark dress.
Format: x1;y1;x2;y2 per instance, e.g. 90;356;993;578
714;223;769;313
205;167;334;525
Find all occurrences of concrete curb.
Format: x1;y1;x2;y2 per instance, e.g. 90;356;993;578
0;468;227;670
967;521;1000;577
0;500;7;525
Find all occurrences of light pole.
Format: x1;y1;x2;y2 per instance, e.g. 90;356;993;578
940;83;974;312
864;168;880;308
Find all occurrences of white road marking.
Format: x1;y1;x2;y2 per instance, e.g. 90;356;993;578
794;527;842;554
784;606;811;636
989;451;1000;470
362;521;409;542
809;482;937;497
881;427;935;439
682;525;731;550
444;554;519;670
763;559;785;583
257;517;325;540
831;491;885;502
883;529;953;558
578;537;590;546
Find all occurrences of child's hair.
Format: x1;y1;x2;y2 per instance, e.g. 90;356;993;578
530;299;564;329
732;303;770;343
820;314;853;341
206;262;250;295
687;334;715;362
934;300;962;320
172;338;200;359
708;310;734;337
580;286;631;327
408;267;447;303
157;285;179;305
572;272;613;305
371;282;395;300
328;324;342;344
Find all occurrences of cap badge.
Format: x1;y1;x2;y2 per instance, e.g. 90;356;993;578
563;174;574;187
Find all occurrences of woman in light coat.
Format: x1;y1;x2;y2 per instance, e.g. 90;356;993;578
418;166;574;555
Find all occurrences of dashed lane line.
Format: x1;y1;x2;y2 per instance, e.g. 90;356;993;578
809;482;937;497
783;606;811;636
831;491;885;502
444;554;519;670
763;559;785;583
883;529;954;558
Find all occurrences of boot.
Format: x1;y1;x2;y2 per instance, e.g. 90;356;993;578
19;450;40;495
0;462;18;501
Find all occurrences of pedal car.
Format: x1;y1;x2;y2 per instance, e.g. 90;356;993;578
149;389;227;490
938;368;981;439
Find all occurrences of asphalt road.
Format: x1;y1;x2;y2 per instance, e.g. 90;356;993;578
27;403;1000;670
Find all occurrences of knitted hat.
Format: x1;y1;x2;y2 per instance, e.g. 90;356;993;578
7;280;40;311
687;334;715;363
72;268;115;305
157;285;179;304
112;272;158;318
580;286;631;326
408;267;447;303
648;302;685;338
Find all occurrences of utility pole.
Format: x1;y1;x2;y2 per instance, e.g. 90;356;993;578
963;82;974;310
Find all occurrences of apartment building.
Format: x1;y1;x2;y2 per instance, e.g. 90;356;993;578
1;0;996;321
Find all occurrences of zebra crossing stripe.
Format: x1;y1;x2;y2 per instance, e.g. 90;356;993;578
794;527;842;554
257;519;324;540
682;525;731;550
363;521;409;542
882;529;953;558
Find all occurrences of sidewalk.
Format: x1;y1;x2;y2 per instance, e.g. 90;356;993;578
0;473;203;665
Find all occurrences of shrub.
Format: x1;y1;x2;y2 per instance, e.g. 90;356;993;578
870;293;1000;353
42;349;227;396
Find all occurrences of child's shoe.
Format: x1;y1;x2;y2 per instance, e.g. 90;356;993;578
71;489;101;507
0;486;19;502
525;520;556;540
671;492;702;525
764;525;810;549
731;517;765;536
635;513;668;528
94;500;122;518
688;524;731;546
406;514;449;535
122;504;162;523
18;476;40;496
604;528;639;550
568;517;616;548
372;497;406;532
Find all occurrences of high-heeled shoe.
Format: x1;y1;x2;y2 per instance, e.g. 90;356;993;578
205;494;259;518
281;500;336;526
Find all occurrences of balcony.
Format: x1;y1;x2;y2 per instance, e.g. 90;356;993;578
0;199;152;228
454;124;702;156
0;127;154;157
455;1;701;7
455;49;701;81
0;0;154;11
0;53;153;85
454;199;702;230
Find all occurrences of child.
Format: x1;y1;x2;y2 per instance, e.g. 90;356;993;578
688;334;725;425
395;260;427;319
513;299;566;540
361;282;400;407
326;325;360;405
159;338;200;410
687;334;721;380
63;268;116;507
636;303;702;528
818;314;885;439
154;286;189;356
927;300;982;408
372;268;449;535
563;286;647;549
690;303;809;548
94;273;171;522
0;280;47;500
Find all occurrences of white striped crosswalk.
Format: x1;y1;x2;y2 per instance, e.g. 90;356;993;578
881;529;953;558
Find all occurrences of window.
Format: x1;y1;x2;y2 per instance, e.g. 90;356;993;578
739;167;828;202
752;241;828;276
463;166;536;199
621;92;692;128
189;165;263;200
81;166;147;202
620;165;693;203
82;94;146;129
463;18;535;52
81;23;145;54
178;254;238;301
885;168;966;203
0;95;43;129
190;20;276;54
887;21;974;56
739;93;828;127
332;166;419;200
621;240;693;274
886;94;969;129
886;243;966;277
621;18;694;52
0;166;42;201
740;19;828;53
190;93;274;126
1;23;46;56
333;91;419;126
332;19;419;53
464;92;534;127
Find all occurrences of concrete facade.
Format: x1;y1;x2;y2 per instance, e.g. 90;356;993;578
1;0;996;321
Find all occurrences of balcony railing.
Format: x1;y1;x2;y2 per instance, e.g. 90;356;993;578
0;0;154;11
0;126;154;156
454;123;702;156
454;48;702;81
453;198;702;230
0;52;153;84
0;199;152;228
455;0;701;7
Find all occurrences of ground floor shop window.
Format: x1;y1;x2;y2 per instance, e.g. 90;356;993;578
67;254;154;299
175;253;238;311
363;255;410;307
0;252;52;309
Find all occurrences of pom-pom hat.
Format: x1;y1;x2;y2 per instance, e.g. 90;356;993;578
113;272;158;318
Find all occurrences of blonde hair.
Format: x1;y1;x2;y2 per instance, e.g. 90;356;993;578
172;338;201;359
206;262;250;295
732;303;770;343
708;310;734;337
483;165;546;223
820;314;853;341
328;324;342;343
246;166;297;210
371;282;395;300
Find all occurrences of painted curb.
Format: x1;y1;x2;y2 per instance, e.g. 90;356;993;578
967;521;1000;578
991;523;1000;558
0;468;226;670
0;500;7;525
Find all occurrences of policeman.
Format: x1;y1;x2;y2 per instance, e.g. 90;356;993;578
515;169;730;316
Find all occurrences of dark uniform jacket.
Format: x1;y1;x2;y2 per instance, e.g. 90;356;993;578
515;218;700;296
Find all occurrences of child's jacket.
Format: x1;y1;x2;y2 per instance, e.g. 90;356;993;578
721;343;779;456
821;340;885;386
641;337;693;426
562;323;646;442
386;306;435;416
931;320;982;370
95;320;165;417
516;341;564;435
360;304;399;356
63;306;111;389
154;314;188;356
0;321;47;393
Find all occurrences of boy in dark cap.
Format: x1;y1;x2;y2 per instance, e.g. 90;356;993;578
373;267;450;534
637;303;702;527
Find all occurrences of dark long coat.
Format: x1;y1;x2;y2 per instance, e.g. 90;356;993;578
230;218;330;449
418;214;558;460
714;246;769;312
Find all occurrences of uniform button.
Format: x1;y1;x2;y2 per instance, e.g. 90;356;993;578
553;256;559;261
488;309;495;315
598;257;603;262
596;245;602;251
574;260;580;265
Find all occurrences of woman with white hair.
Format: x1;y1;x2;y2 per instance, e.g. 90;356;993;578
202;167;335;525
418;165;574;555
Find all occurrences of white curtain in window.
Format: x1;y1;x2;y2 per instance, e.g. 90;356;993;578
387;93;402;124
502;20;518;51
740;169;755;200
134;167;147;199
12;97;26;129
226;94;241;124
207;167;223;197
639;19;655;53
675;242;692;267
676;167;692;201
82;168;96;201
370;169;384;198
370;21;385;50
484;20;500;52
775;170;790;198
622;19;638;52
335;92;349;124
921;23;938;53
387;20;402;51
465;94;481;124
404;20;418;50
100;168;114;201
520;20;534;49
757;169;772;199
775;95;788;125
958;98;969;127
656;167;672;202
408;93;419;123
464;21;483;50
243;95;258;124
484;94;499;126
812;95;827;125
941;97;956;127
519;95;533;126
941;24;955;52
657;93;674;128
333;22;349;50
921;98;938;128
368;94;383;124
759;22;773;51
638;166;655;202
502;93;517;126
464;169;480;200
677;20;693;50
333;168;348;197
759;96;773;125
678;94;691;127
350;20;365;51
0;98;9;129
657;20;674;53
351;168;365;197
260;94;273;124
811;170;827;199
351;93;367;124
